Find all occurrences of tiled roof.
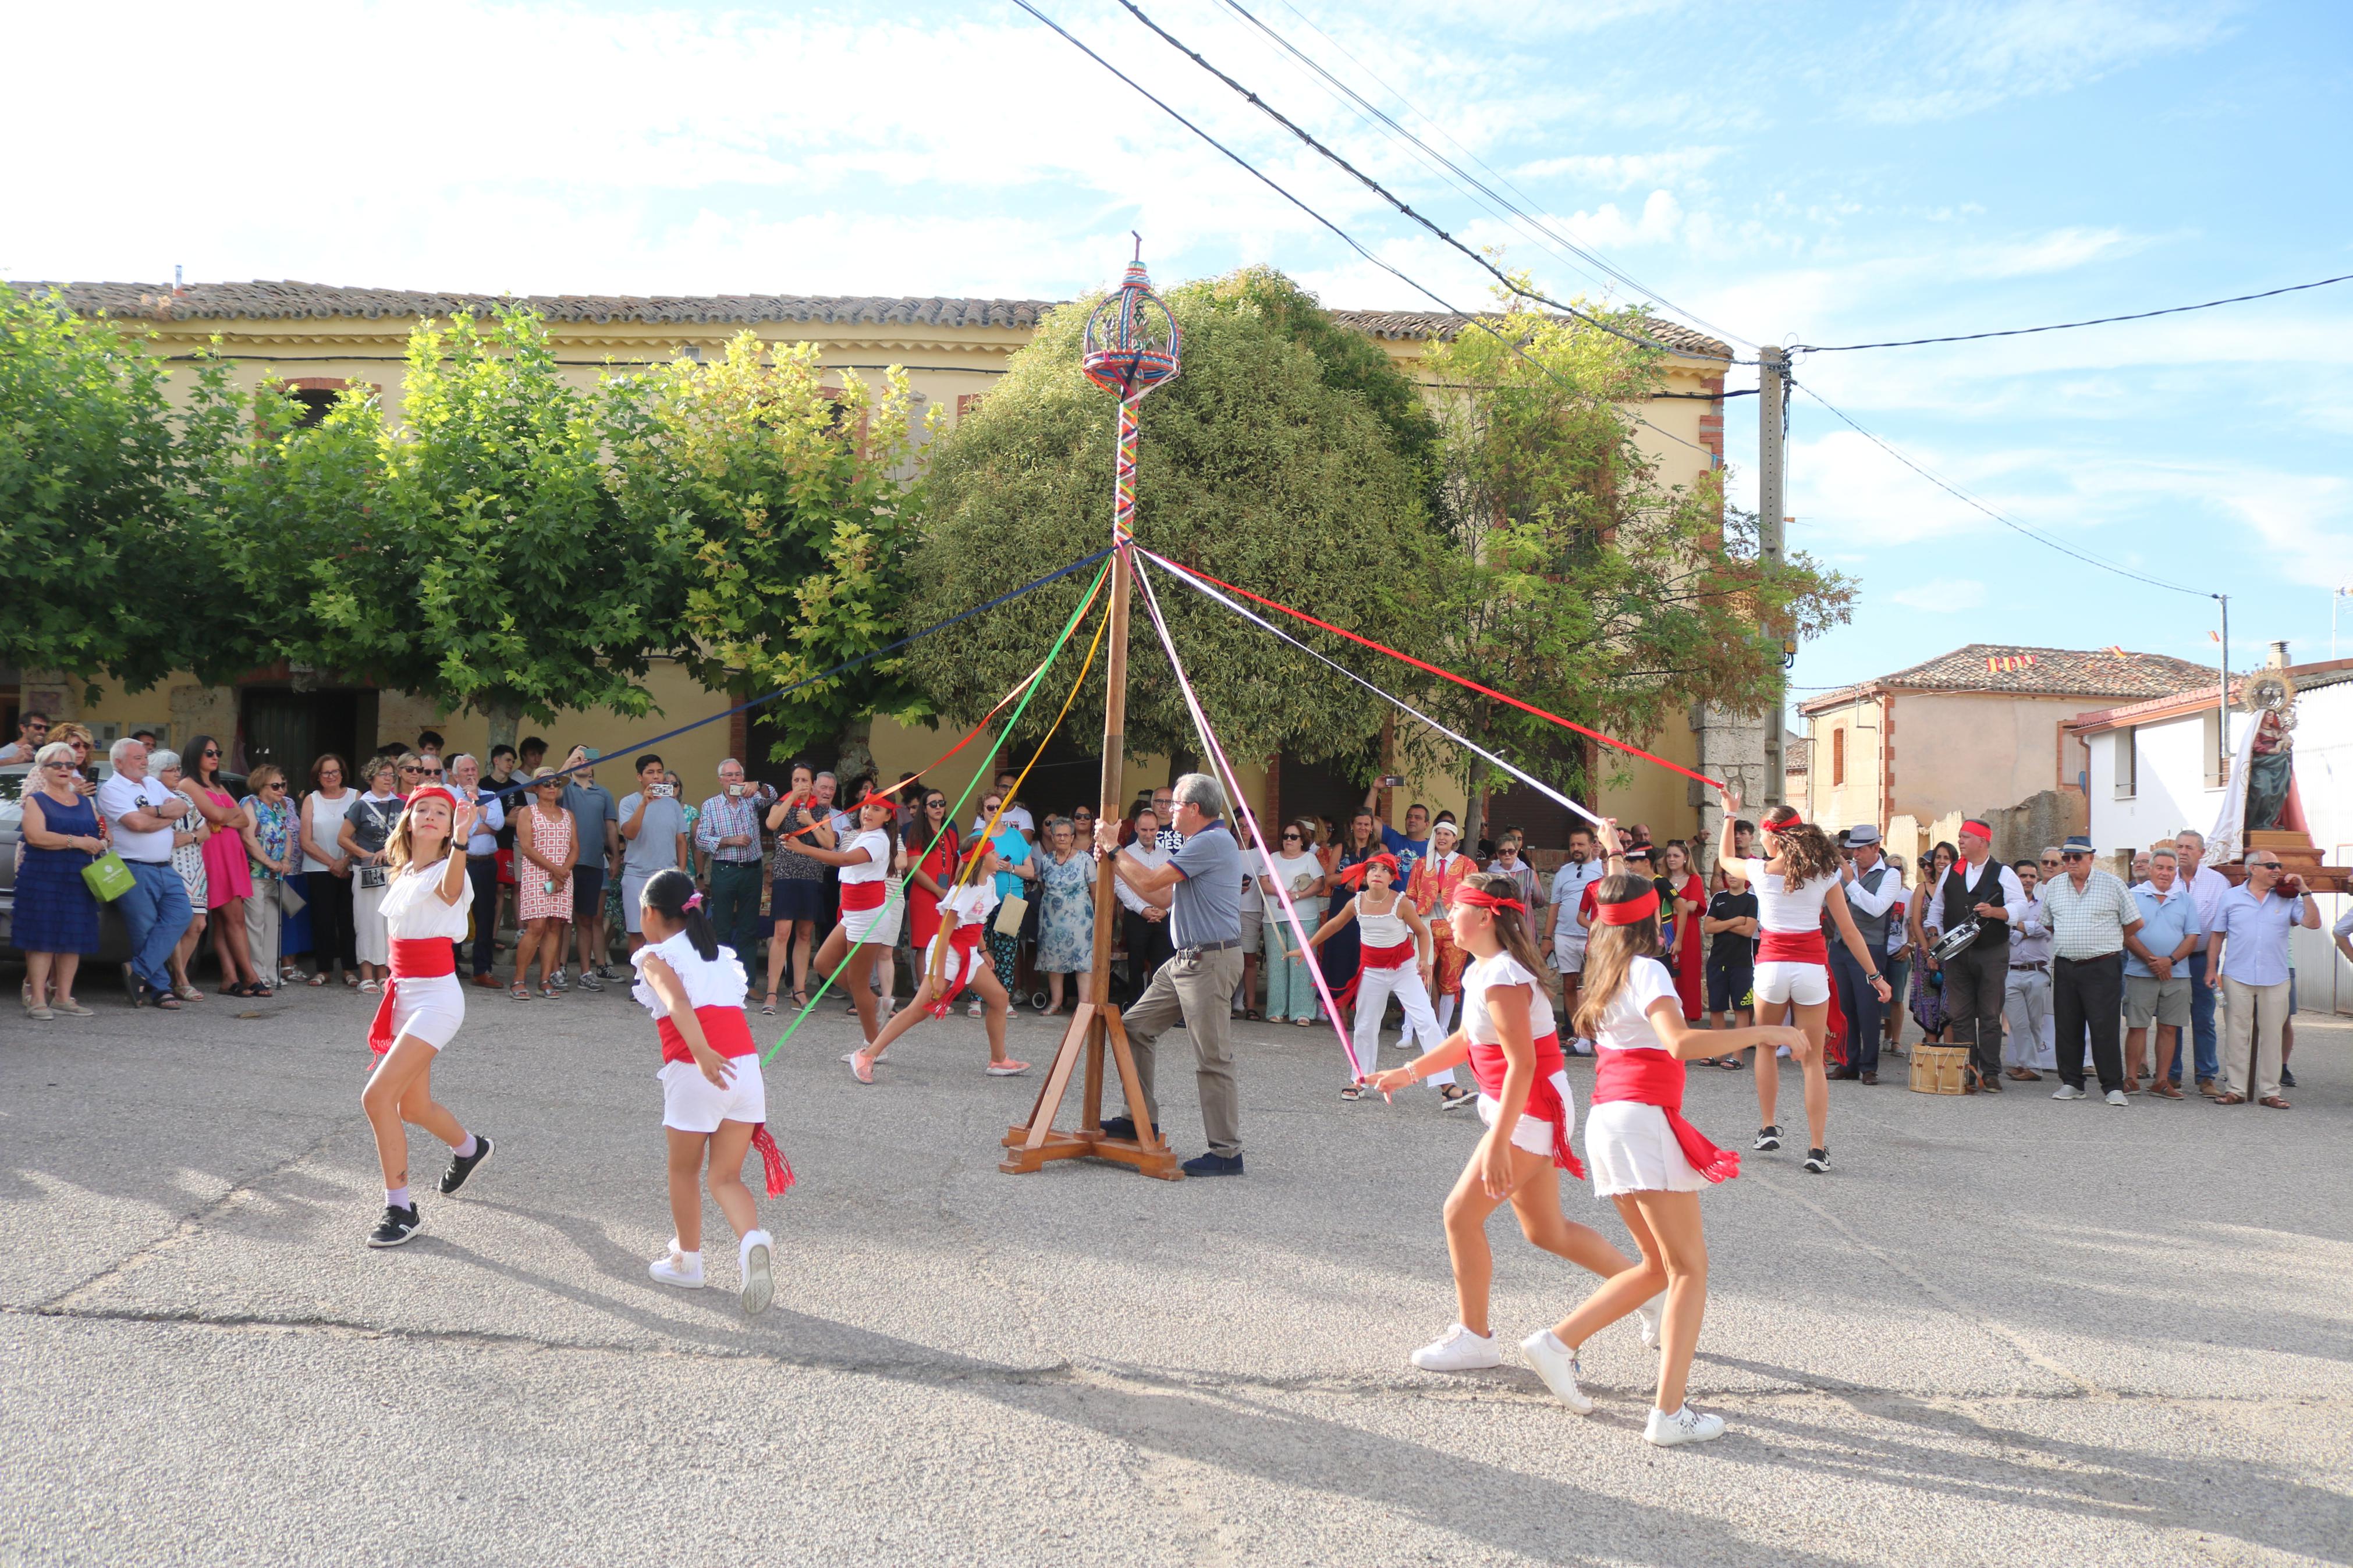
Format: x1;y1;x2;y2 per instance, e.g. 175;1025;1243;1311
1329;307;1733;362
6;280;1055;330
2068;656;2353;733
1800;643;2218;714
8;280;1733;358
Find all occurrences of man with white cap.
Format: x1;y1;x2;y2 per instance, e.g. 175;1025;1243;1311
1830;825;1900;1083
2042;833;2144;1105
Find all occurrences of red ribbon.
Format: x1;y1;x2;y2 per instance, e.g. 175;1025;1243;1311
751;1126;795;1195
367;938;455;1060
1454;886;1525;916
1465;1030;1585;1178
1592;1047;1740;1183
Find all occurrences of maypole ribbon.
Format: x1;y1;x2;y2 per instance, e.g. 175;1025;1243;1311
1126;554;1363;1082
1137;547;1726;794
1144;553;1607;833
761;557;1115;1064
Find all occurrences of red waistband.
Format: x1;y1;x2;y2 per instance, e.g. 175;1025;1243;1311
928;923;988;1018
657;1004;758;1066
1592;1047;1740;1183
1361;938;1416;970
1757;929;1827;965
1465;1032;1584;1178
840;879;887;912
366;939;459;1058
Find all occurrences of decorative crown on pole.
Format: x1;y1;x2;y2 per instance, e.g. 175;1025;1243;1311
1082;234;1182;403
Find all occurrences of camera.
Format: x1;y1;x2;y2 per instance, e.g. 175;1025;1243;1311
650;783;676;799
727;783;746;798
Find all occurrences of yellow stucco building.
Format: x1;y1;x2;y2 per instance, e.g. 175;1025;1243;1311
12;278;1741;850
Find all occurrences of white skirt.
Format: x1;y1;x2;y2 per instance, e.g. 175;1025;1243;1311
658;1055;768;1133
1584;1101;1708;1197
390;973;465;1051
1753;958;1829;1006
840;895;902;947
1476;1068;1574;1160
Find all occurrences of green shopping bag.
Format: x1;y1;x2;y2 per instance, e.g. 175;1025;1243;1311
81;849;136;903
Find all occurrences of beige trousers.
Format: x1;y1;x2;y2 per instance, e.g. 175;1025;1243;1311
244;884;282;979
2221;975;2288;1101
1123;944;1247;1159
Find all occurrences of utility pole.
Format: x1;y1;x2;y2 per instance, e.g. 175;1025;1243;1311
1758;345;1788;807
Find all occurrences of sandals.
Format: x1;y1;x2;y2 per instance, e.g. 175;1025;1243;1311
1294;1016;1316;1028
343;973;361;989
511;983;533;1001
358;979;381;994
2214;1091;2246;1105
1437;1084;1472;1108
1340;1084;1367;1101
307;972;327;987
175;983;205;1001
540;985;560;1000
1244;1008;1261;1021
762;993;779;1017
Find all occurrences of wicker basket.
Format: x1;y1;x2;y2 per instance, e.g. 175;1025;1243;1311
1909;1043;1969;1095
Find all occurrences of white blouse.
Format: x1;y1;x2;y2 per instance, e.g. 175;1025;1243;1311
1737;858;1836;934
1463;951;1557;1044
631;930;750;1018
838;827;893;886
1594;958;1678;1053
380;858;472;941
1356;893;1413;948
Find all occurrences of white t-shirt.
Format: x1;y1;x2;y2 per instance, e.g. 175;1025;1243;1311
1462;951;1557;1044
838;827;893;887
1737;858;1836;934
971;804;1036;837
97;773;189;863
380;858;472;941
1264;851;1323;901
1595;957;1679;1054
1550;860;1606;941
302;790;352;873
631;930;749;1018
1116;843;1171;914
939;879;1000;933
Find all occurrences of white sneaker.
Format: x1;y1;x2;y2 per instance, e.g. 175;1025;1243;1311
1644;1405;1727;1447
1411;1323;1502;1372
738;1229;774;1317
1637;1293;1665;1349
1520;1329;1595;1413
2052;1084;2086;1100
2104;1089;2128;1107
650;1245;706;1289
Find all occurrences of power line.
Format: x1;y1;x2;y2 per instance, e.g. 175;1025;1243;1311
1211;0;1757;353
1789;376;2215;602
1110;0;1744;367
1003;1;1726;467
1794;271;2353;353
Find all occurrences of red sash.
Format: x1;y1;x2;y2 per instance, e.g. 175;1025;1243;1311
367;938;456;1059
840;879;887;913
1335;936;1415;1014
656;1003;758;1066
1592;1047;1741;1183
1465;1030;1586;1179
1757;928;1827;965
927;922;988;1018
653;1003;794;1196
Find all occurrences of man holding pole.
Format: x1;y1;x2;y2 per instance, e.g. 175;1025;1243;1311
1092;772;1247;1176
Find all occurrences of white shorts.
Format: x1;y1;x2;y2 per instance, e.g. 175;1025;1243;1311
1553;936;1587;976
1476;1069;1575;1158
389;972;464;1051
927;936;989;996
658;1055;769;1133
1753;959;1830;1007
840;896;902;947
1584;1100;1708;1197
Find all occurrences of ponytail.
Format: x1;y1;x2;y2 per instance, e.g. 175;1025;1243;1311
640;867;719;961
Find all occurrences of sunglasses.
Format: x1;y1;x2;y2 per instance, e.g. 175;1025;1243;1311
201;748;221;758
41;760;72;771
264;781;288;791
1281;832;1301;841
2061;852;2089;862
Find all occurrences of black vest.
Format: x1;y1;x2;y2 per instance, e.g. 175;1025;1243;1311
1942;860;2010;951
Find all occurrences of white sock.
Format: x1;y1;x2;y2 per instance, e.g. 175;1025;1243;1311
453;1133;478;1159
385;1186;410;1209
676;1248;702;1268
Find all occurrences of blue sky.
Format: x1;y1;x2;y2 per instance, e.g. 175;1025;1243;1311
6;0;2349;714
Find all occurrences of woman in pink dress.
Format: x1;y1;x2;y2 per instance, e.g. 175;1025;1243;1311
184;734;267;997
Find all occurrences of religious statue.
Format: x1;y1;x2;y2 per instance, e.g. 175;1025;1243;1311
2208;669;2301;866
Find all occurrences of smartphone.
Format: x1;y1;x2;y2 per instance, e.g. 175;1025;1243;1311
728;783;746;798
1378;774;1406;788
650;783;675;799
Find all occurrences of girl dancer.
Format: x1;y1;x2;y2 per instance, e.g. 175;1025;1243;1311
1532;870;1804;1446
846;844;1028;1083
1299;855;1455;1105
360;785;492;1247
1364;873;1655;1384
633;869;790;1315
1716;792;1890;1174
793;790;905;1046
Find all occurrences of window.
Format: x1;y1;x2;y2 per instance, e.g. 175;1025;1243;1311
2114;727;2136;799
289;388;338;429
1831;727;1846;787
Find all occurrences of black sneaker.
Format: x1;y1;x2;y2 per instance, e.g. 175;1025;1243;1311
1754;1125;1781;1152
1181;1151;1245;1177
2280;1068;2298;1089
365;1205;422;1247
1804;1148;1830;1174
438;1134;494;1195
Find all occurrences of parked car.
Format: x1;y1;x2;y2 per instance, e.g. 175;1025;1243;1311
1;761;247;965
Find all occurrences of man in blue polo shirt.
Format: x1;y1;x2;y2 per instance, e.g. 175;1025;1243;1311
1093;772;1245;1176
1363;781;1433;880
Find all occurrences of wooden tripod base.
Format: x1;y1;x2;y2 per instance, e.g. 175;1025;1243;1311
999;1001;1183;1179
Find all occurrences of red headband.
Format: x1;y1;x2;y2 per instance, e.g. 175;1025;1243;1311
1961;819;1992;841
1762;807;1802;831
404;784;458;813
1333;852;1401;887
1454;886;1525;916
1593;886;1660;925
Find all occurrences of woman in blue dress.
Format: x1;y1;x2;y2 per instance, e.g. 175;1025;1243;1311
16;742;105;1018
1033;816;1094;1015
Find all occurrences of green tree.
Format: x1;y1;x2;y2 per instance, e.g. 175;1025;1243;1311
216;308;694;749
605;332;928;779
1424;283;1851;840
907;268;1444;767
0;284;254;693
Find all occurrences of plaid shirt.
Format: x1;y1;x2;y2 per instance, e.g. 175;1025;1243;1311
2040;868;2141;960
694;790;765;863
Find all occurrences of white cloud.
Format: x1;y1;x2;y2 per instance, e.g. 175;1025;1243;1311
1838;0;2240;124
1514;148;1728;189
1890;579;1986;611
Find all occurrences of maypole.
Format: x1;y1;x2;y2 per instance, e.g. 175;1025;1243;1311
1002;238;1184;1179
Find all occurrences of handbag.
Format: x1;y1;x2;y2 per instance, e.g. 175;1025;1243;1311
993;894;1029;937
82;849;136;904
278;876;308;916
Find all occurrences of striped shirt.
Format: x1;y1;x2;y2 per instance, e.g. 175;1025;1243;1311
694;790;765;864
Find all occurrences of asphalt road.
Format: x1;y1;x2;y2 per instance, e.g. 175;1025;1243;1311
4;967;2348;1566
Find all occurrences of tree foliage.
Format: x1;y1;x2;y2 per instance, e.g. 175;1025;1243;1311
0;284;254;692
907;268;1445;765
1421;284;1851;815
605;332;928;771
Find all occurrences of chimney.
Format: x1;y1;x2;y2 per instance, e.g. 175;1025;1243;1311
2267;640;2289;669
